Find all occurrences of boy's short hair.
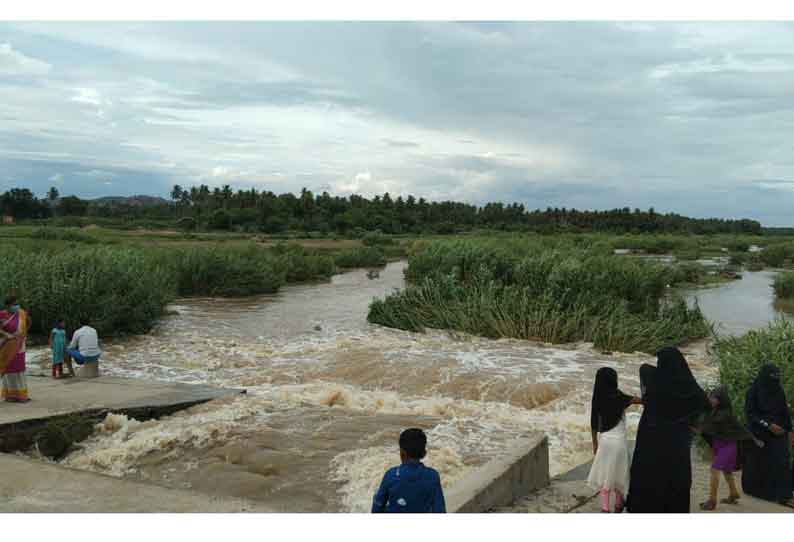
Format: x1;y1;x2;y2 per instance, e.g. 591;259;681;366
4;295;17;306
79;316;90;326
399;428;427;460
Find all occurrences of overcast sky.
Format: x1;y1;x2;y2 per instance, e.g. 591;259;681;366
2;21;794;224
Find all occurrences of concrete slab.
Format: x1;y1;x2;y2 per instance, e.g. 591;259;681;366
0;375;243;427
0;454;272;513
447;435;550;513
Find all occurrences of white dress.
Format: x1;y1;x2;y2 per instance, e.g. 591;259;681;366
586;415;631;494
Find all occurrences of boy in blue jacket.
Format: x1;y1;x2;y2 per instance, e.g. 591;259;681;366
372;428;446;513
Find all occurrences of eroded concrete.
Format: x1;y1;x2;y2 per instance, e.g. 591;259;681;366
447;435;549;513
0;454;272;512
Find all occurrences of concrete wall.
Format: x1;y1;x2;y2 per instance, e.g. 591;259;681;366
446;435;550;513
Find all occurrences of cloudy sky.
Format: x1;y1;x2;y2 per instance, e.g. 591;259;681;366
2;21;794;224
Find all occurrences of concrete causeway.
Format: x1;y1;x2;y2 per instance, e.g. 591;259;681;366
0;375;244;427
0;453;273;512
0;375;260;512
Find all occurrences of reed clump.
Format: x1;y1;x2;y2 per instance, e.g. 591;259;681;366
0;242;340;336
772;271;794;300
713;319;794;424
368;239;710;353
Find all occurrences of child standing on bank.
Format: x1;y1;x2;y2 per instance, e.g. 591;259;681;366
693;387;762;511
48;319;67;379
371;428;446;513
587;367;642;513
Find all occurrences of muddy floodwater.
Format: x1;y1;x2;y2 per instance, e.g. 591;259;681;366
27;261;731;512
687;270;794;336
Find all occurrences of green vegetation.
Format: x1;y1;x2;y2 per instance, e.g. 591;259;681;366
333;246;387;268
368;239;711;353
30;227;99;244
2;183;762;235
0;241;348;337
772;272;794;300
714;319;794;425
1;246;176;337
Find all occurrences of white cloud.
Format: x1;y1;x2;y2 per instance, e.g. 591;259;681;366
48;173;63;184
71;87;104;106
650;54;794;79
0;42;51;76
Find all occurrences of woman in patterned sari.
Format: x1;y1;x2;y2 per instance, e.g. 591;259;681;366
0;295;31;402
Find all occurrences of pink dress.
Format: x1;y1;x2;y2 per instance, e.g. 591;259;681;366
0;310;29;402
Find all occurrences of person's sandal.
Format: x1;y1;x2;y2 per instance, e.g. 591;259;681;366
720;495;740;505
699;500;717;511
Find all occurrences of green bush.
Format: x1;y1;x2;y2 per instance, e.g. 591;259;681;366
714;319;794;425
772;272;794;300
271;242;336;282
30;228;98;244
0;241;344;336
368;239;709;353
334;247;386;268
759;242;794;268
168;245;288;297
0;246;175;336
361;231;395;247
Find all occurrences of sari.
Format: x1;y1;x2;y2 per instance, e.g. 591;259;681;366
0;308;30;402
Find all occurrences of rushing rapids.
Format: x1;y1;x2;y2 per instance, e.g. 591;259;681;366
25;261;718;512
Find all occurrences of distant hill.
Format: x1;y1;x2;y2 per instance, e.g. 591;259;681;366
90;195;170;207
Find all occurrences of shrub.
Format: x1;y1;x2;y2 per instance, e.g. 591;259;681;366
168;245;288;296
334;247;386;268
361;231;394;247
368;239;709;353
772;272;794;300
759;242;794;268
0;246;175;336
714;319;794;425
30;228;98;244
176;217;197;231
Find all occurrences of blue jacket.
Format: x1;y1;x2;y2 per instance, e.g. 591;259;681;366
371;461;446;513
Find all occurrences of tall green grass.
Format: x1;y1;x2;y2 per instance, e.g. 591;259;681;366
772;272;794;299
0;246;175;336
0;242;339;336
368;239;711;353
333;246;387;268
714;319;794;425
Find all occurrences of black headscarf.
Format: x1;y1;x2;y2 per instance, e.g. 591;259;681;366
639;363;657;405
754;363;787;415
655;346;708;423
591;367;632;433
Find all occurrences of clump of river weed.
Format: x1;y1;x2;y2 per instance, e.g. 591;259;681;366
368;239;711;354
0;242;337;337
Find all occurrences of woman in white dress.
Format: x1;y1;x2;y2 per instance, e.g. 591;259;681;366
587;367;641;512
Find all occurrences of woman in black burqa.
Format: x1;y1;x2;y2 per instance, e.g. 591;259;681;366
626;347;709;512
741;363;793;503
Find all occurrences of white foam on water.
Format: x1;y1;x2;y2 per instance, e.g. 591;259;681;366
33;262;719;511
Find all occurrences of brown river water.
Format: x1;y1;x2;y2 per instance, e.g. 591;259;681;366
27;261;789;512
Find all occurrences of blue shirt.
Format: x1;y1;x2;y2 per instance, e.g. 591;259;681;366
371;462;446;513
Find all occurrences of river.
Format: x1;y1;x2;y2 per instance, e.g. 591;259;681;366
25;261;788;512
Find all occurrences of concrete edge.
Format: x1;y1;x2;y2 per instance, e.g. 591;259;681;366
446;435;550;513
0;388;246;457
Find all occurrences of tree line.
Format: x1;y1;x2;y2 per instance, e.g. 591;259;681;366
0;184;763;235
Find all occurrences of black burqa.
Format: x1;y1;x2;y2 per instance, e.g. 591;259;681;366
591;367;633;434
741;363;793;502
626;347;708;513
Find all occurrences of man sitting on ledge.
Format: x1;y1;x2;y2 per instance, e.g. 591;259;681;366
67;317;101;378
